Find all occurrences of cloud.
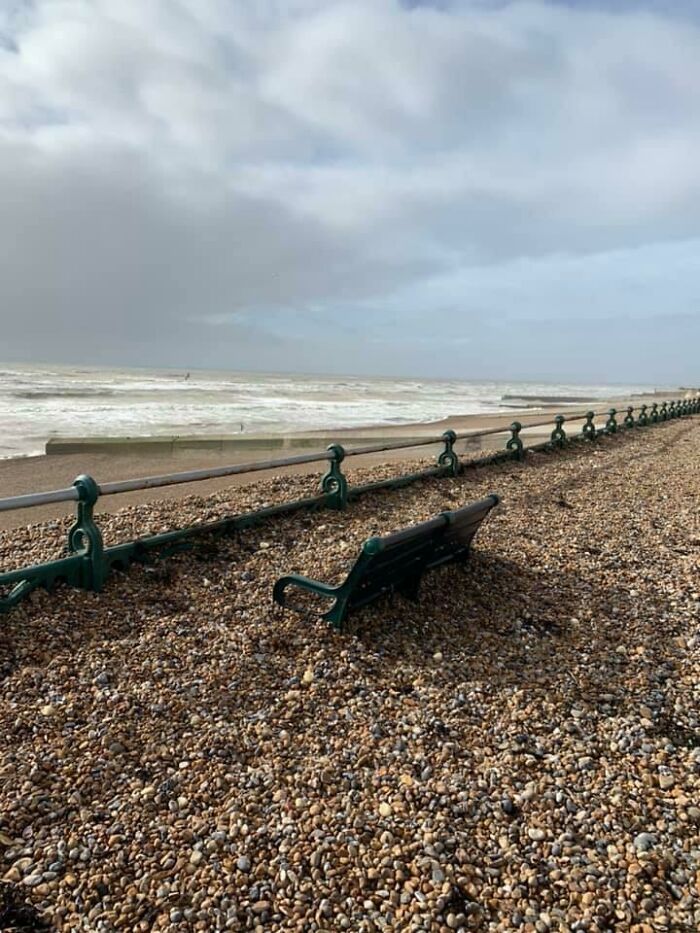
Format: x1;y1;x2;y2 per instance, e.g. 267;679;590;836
0;0;699;380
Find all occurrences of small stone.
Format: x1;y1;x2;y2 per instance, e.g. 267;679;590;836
686;807;700;822
658;773;675;790
237;856;251;872
40;705;56;717
528;828;546;841
433;651;444;661
633;833;656;852
23;874;43;887
302;669;314;685
378;802;392;817
189;850;204;866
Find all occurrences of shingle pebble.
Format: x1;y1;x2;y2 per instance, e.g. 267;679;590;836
0;419;699;930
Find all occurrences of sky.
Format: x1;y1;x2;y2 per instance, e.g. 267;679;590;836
1;0;699;383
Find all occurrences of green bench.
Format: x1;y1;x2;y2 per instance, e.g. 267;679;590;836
273;494;500;629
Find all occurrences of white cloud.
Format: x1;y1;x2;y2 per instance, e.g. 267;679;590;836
1;0;699;378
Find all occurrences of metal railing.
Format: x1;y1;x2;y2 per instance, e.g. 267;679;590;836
1;397;697;613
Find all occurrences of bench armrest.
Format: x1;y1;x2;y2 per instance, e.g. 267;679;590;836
273;574;341;608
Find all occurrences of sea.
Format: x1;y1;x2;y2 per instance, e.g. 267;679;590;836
0;363;671;460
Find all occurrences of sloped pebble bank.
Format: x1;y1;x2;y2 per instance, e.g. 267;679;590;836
0;420;699;931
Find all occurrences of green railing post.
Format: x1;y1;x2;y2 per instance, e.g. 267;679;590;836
582;411;596;440
506;422;524;461
638;404;649;427
321;444;348;510
605;408;617;434
669;400;676;419
550;414;567;448
437;430;460;476
624;406;635;428
660;401;668;421
650;403;659;424
68;474;105;592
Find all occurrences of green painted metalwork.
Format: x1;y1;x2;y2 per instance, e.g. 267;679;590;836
637;404;649;427
273;495;500;629
1;397;693;618
506;421;524;461
69;474;106;592
550;414;567;448
438;430;460;476
605;408;617;434
320;444;348;510
582;411;596;440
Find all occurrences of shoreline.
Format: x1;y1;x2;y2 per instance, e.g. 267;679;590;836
0;394;689;532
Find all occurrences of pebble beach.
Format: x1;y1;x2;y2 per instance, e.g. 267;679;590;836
1;419;699;931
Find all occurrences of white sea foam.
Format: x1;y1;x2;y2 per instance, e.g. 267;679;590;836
0;363;670;459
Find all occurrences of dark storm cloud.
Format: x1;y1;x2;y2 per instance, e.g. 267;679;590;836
1;0;699;379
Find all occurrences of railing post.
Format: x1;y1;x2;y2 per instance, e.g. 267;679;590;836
669;400;676;419
638;404;648;427
605;408;617;434
68;474;105;592
624;406;635;428
437;430;460;476
650;403;659;424
660;401;668;421
550;414;567;448
321;444;348;510
582;411;596;440
506;422;524;461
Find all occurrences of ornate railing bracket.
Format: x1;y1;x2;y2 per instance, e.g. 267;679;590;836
550;415;567;448
582;411;596;441
320;444;349;511
438;430;460;476
506;422;524;461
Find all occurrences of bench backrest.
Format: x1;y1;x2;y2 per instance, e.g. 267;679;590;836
345;494;499;611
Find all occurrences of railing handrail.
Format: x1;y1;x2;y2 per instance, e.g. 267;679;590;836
0;487;80;513
0;399;693;515
1;395;698;616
